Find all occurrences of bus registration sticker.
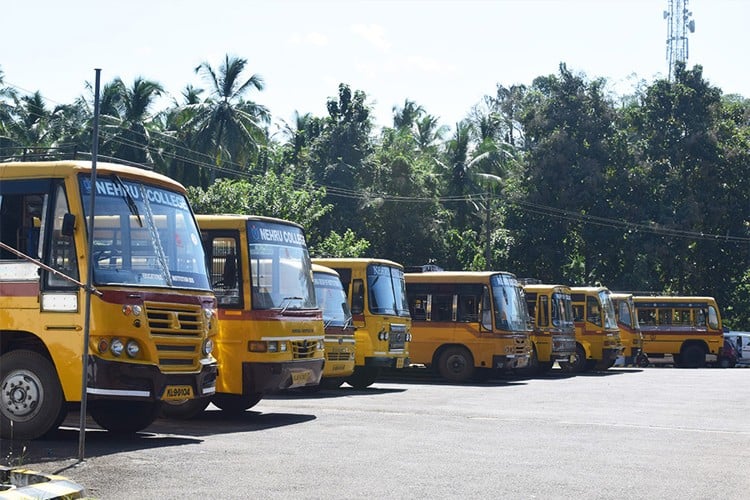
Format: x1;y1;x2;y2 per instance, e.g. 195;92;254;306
290;370;311;387
162;385;195;401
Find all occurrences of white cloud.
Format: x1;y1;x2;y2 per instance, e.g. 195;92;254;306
287;32;329;47
350;23;391;51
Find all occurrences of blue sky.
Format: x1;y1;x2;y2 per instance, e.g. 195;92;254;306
2;0;747;131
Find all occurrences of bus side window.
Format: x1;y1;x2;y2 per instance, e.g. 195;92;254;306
707;307;719;330
480;286;492;330
586;297;601;326
46;184;79;288
572;304;584;322
410;295;428;321
351;279;365;314
457;294;478;322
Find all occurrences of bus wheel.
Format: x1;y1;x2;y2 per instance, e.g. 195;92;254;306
437;346;475;382
680;345;706;368
559;345;587;373
0;350;64;440
89;401;160;434
346;367;380;389
637;353;650;368
161;397;210;419
211;393;262;413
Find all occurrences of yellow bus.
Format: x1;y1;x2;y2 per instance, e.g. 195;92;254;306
633;296;723;368
0;160;218;440
163;215;325;416
559;286;623;373
404;271;532;382
521;283;576;375
610;293;644;366
312;264;356;388
311;258;411;389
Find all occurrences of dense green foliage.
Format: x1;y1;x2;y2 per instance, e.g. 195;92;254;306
2;58;750;326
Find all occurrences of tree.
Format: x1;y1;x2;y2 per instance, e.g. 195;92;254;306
183;54;270;185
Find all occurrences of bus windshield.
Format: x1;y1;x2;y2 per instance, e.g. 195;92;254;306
80;175;209;289
247;220;315;310
314;272;352;327
490;274;529;331
367;264;410;317
599;291;619;329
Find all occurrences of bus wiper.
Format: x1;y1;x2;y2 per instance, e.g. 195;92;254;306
279;296;303;314
112;175;143;227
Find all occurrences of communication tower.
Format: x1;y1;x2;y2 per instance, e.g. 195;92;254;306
664;0;695;81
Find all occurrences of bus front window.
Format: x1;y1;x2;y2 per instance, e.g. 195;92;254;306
247;220;315;311
490;274;528;331
80;175;209;289
367;264;410;317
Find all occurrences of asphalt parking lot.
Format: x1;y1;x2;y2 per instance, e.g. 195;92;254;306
2;366;749;499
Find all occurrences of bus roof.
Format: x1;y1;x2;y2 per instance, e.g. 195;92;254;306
195;214;304;231
522;283;571;293
404;270;518;283
312;257;405;270
0;160;185;192
312;263;340;277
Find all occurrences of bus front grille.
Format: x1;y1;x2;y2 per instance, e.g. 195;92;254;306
292;340;317;359
145;301;204;371
389;323;407;350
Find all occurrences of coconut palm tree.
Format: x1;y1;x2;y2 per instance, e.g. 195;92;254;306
183;54;270;184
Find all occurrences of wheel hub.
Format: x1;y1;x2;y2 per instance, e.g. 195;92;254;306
2;371;41;420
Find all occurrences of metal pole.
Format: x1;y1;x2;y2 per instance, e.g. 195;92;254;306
78;68;101;461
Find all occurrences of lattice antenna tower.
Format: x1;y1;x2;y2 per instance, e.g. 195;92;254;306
664;0;695;81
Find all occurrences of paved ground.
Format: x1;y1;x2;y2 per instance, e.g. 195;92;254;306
2;366;749;499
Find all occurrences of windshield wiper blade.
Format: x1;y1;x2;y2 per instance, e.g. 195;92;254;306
279;296;303;314
112;175;143;227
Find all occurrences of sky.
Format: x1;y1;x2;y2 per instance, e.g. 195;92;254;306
2;0;748;132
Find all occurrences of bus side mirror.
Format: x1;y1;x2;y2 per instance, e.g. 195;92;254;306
61;213;76;237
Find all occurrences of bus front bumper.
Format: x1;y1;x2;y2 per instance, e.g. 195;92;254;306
86;357;218;402
244;359;324;394
492;354;529;370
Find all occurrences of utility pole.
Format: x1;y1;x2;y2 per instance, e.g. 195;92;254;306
664;0;695;81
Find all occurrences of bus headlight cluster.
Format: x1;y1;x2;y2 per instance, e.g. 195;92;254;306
122;304;142;316
378;330;390;341
406;333;412;342
317;340;325;350
249;341;288;353
97;337;140;358
202;338;214;356
203;307;216;329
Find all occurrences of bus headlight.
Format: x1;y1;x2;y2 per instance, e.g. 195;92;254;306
268;341;278;353
202;338;214;356
110;338;124;357
378;331;389;341
126;340;140;358
279;342;288;352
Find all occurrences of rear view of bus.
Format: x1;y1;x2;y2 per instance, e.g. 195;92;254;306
560;286;623;373
164;215;325;416
610;293;643;365
0;161;218;439
312;264;356;388
521;283;576;375
633;296;722;368
312;258;411;389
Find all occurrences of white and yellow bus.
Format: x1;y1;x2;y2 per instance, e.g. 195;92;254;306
312;264;356;388
312;258;411;389
163;215;325;416
0;160;218;439
521;283;576;375
405;271;532;382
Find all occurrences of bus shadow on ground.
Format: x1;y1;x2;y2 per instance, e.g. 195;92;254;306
267;386;407;400
1;410;317;466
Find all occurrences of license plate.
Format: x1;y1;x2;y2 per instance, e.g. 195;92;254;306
290;370;311;387
162;385;194;401
396;357;405;369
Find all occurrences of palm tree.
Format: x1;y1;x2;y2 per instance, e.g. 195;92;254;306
183;54;270;184
98;77;165;165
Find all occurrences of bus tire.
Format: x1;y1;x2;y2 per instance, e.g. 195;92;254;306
211;393;262;413
559;345;587;373
680;344;706;368
437;346;475;382
161;397;211;419
0;350;64;440
346;367;380;389
89;401;160;434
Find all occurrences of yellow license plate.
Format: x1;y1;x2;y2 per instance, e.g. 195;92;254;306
162;385;194;401
396;357;405;369
290;370;311;387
